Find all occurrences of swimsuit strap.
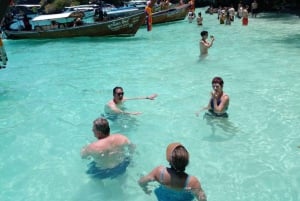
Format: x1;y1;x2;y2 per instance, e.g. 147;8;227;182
159;167;165;183
184;175;191;188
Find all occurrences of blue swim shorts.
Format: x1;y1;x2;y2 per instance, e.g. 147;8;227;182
86;157;130;179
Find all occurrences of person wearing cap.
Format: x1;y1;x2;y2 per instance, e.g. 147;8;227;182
81;117;134;179
195;76;229;117
138;143;207;201
104;86;158;116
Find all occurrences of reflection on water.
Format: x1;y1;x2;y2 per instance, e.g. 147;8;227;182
101;113;140;133
202;112;240;142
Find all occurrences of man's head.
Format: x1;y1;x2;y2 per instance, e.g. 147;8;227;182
113;86;124;101
93;118;110;138
201;31;208;38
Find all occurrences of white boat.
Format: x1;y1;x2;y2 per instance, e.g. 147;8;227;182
4;11;146;39
63;4;99;19
125;0;148;10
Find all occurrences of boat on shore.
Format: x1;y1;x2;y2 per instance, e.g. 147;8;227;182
151;4;190;24
4;11;146;40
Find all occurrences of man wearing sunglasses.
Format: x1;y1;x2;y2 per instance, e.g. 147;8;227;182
105;86;157;115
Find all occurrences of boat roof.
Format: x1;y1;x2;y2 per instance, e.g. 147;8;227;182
12;4;41;8
107;7;139;14
64;4;98;9
32;12;84;22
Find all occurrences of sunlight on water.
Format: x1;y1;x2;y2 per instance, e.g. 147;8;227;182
0;7;300;201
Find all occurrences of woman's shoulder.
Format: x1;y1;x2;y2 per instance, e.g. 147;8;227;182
187;175;201;188
222;93;230;99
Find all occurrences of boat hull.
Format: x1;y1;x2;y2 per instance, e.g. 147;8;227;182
151;4;189;24
4;12;146;40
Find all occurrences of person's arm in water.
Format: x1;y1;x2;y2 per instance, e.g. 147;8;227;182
188;176;207;201
138;166;162;194
106;101;141;115
195;98;211;116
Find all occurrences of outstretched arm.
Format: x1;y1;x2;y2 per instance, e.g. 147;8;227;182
195;99;211;117
125;93;158;101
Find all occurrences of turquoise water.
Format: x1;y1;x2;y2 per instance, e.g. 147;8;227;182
1;7;300;201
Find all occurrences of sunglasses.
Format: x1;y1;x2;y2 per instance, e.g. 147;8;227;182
116;92;124;96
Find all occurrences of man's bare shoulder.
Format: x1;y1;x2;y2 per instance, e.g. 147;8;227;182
108;134;130;144
107;99;115;106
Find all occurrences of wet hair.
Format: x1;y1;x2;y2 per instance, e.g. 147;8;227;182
113;86;123;95
93;118;110;136
170;145;189;172
212;76;224;87
201;31;208;37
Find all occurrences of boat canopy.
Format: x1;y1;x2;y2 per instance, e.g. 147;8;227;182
12;4;41;8
32;11;84;22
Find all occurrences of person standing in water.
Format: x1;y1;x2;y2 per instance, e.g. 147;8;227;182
199;31;214;57
81;117;134;179
105;86;158;115
196;76;229;117
138;142;207;201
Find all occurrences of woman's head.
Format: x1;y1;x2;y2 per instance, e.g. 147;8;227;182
166;143;189;172
211;77;224;87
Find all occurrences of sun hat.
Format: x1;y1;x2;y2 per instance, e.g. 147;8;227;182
166;142;182;162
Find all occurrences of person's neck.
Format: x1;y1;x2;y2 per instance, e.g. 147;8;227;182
113;98;121;104
98;134;109;140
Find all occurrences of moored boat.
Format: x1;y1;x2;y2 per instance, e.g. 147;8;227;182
151;4;190;24
4;11;146;40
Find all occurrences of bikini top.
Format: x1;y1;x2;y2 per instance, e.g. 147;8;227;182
154;167;194;201
210;94;228;112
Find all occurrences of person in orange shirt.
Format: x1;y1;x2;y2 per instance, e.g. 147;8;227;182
145;1;153;31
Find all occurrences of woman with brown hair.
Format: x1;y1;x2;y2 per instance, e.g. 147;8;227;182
138;143;207;201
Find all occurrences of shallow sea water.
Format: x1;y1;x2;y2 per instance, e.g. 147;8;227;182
0;7;300;201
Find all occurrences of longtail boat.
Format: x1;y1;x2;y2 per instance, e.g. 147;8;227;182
4;11;146;40
151;4;190;24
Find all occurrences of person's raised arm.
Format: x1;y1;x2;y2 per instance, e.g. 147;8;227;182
211;93;229;113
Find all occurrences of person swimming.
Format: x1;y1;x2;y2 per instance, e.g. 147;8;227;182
138;143;207;201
